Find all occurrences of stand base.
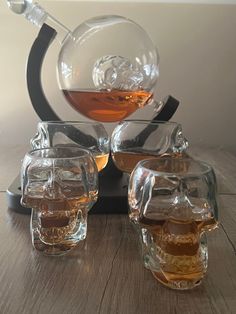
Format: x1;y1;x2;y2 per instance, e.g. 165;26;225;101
6;174;129;215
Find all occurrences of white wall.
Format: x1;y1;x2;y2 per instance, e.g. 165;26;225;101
0;1;236;153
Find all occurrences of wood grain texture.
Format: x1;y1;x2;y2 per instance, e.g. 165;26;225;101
0;192;235;314
219;195;236;251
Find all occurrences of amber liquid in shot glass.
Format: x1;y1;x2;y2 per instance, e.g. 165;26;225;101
137;214;218;290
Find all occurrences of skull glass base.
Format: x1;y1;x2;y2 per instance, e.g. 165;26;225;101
30;205;87;256
21;147;98;256
139;224;208;290
129;157;218;290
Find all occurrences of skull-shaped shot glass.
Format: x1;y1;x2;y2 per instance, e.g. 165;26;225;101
128;157;218;290
31;121;110;172
21;146;98;256
111;120;188;174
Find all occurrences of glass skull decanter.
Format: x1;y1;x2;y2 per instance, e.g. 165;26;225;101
7;0;160;122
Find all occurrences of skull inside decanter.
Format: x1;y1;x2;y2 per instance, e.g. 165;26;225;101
7;1;159;122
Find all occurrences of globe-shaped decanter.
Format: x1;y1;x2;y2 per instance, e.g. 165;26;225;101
58;15;159;122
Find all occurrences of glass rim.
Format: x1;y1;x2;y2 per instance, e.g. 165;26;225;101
120;119;180;126
26;146;92;161
38;120;104;126
138;157;214;177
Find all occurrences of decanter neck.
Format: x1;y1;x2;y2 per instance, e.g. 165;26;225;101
7;0;72;44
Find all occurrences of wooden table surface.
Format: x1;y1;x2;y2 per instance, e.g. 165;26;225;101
0;146;236;314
